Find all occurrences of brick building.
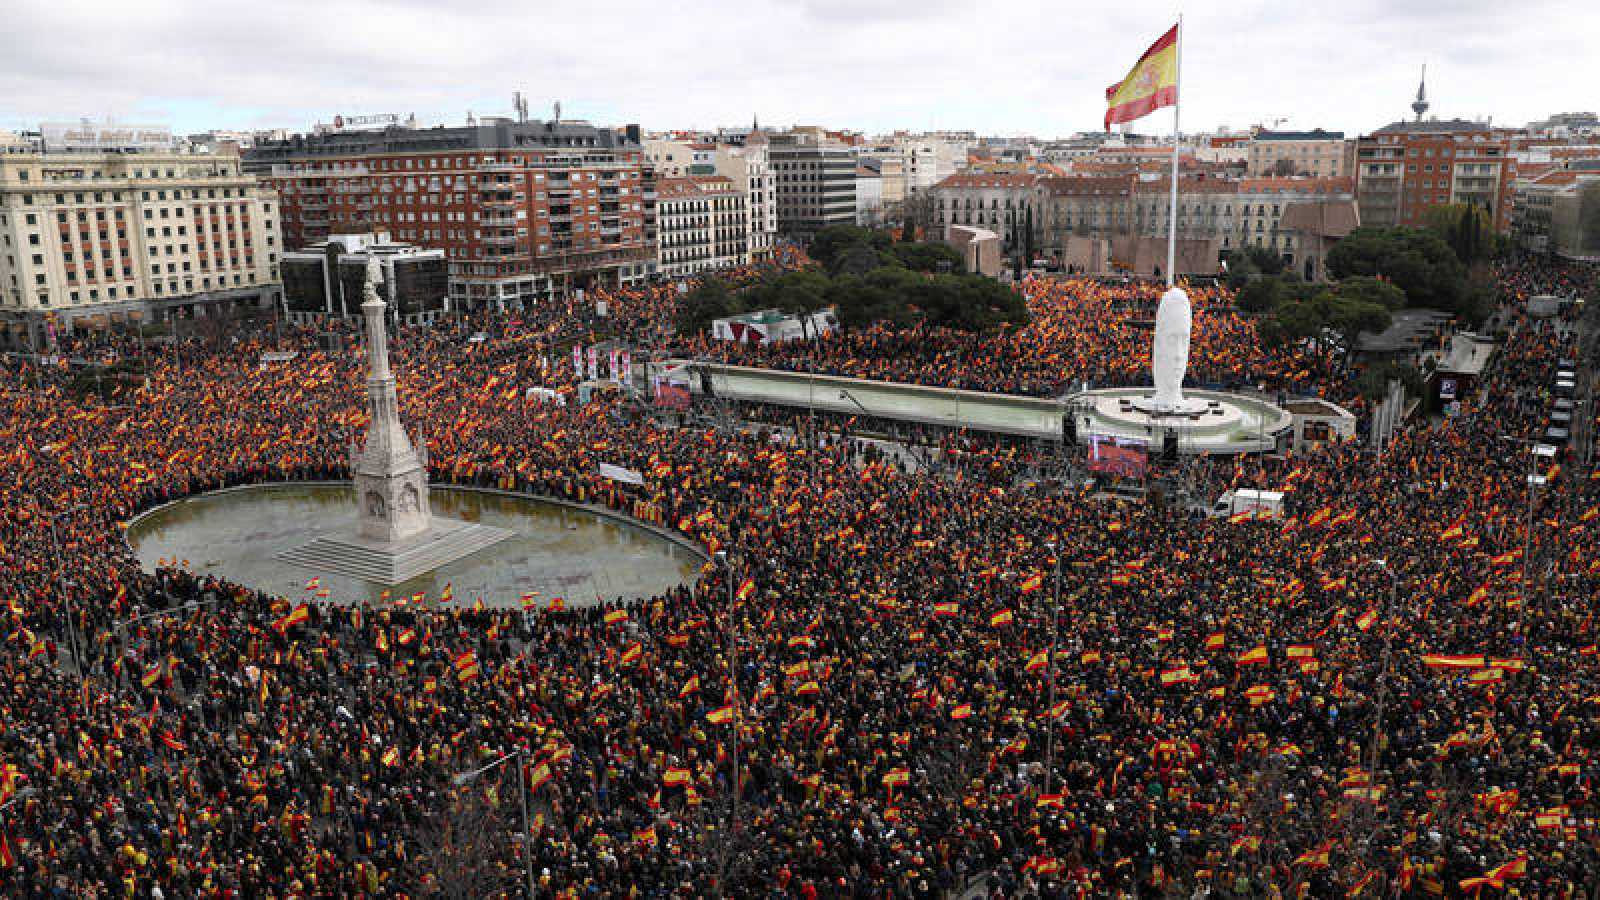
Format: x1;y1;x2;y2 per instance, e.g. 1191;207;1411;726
246;118;652;309
1354;120;1516;232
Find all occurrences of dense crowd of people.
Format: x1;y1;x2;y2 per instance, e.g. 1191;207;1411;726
0;254;1597;897
689;278;1336;399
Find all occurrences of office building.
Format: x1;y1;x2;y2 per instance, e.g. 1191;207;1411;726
1247;129;1351;177
281;232;449;324
769;132;857;240
247;117;652;309
0;141;281;349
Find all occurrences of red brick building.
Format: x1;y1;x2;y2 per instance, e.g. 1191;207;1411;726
246;119;653;308
1355;120;1517;232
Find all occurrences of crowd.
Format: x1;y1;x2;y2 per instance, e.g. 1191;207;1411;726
688;277;1337;399
0;254;1596;897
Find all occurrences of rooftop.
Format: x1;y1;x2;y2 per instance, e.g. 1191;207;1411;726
246;119;636;161
1371;118;1493;135
1253;129;1346;141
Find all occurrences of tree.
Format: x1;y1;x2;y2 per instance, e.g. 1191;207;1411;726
1270;158;1299;177
1330;275;1406;312
1254;280;1391;360
1235;277;1282;313
901;190;942;244
1325;227;1467;313
1422;203;1494;265
829;243;885;277
400;782;519;899
676;277;742;336
886;241;961;273
1243;245;1286;276
807;225;885;269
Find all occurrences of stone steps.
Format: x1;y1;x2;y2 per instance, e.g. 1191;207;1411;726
277;518;513;585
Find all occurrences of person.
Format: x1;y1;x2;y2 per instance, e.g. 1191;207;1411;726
0;253;1596;895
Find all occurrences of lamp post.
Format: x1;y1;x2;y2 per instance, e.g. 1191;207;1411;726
45;517;89;720
1498;435;1552;630
452;748;535;900
1364;559;1401;822
714;549;743;895
1043;540;1063;798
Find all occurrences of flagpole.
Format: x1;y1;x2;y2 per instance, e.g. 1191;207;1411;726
1166;14;1182;287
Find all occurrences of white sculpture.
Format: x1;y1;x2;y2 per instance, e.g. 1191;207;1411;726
1149;286;1192;413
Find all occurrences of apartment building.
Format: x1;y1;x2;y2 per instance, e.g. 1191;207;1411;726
931;172;1358;278
928;174;1046;256
246;118;651;309
1354;120;1516;231
712;131;776;259
1513;169;1600;258
769;133;857;240
1247;129;1351;177
0;148;281;349
654;176;749;278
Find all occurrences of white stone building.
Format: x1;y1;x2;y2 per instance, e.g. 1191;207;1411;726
655;176;749;277
0;148;282;349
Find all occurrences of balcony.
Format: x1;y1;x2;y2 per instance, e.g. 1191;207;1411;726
482;234;521;246
480;212;517;227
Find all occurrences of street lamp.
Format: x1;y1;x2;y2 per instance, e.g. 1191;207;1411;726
714;548;743;892
1042;541;1063;799
1498;435;1554;629
45;514;90;720
1364;559;1401;820
452;748;535;900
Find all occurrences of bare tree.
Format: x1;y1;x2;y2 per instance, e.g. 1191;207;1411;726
401;781;519;899
900;190;943;243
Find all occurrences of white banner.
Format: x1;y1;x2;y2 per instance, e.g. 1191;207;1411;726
598;463;644;485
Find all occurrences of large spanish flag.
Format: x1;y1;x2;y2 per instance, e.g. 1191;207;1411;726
1104;24;1179;130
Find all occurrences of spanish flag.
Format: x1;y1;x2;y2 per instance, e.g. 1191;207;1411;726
1236;645;1268;666
1105;23;1179;130
603;609;629;626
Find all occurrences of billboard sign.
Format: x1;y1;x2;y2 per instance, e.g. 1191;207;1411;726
654;376;691;410
41;121;173;152
1086;435;1148;479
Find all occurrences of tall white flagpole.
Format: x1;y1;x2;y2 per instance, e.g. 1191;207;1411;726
1166;14;1182;287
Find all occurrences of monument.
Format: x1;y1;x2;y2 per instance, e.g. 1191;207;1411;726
278;260;511;583
1067;283;1293;456
1142;286;1203;415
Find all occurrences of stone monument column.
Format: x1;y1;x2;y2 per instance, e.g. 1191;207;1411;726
352;257;433;542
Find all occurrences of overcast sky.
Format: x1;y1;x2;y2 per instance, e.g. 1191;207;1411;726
4;0;1596;140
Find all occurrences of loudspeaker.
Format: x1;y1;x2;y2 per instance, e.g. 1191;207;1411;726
700;371;714;397
1161;431;1178;462
1063;413;1077;445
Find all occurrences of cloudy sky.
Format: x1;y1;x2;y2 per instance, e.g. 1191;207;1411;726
4;0;1596;139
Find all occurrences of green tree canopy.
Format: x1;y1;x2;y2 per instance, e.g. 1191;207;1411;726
1324;226;1467;313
